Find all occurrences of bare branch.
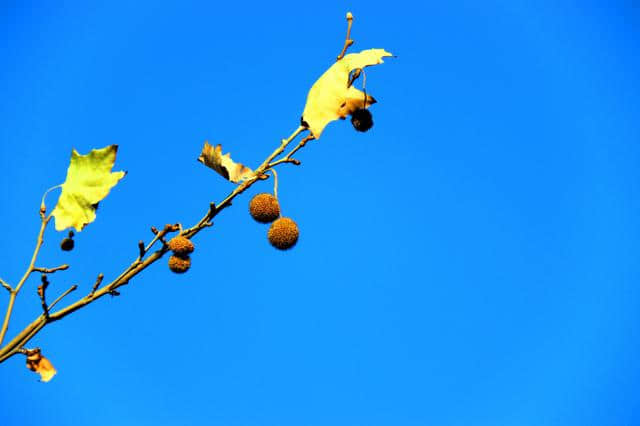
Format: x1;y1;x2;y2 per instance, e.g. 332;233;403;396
337;12;354;61
33;265;69;274
269;135;315;168
37;275;49;318
48;285;78;310
88;274;104;298
0;215;51;346
0;278;11;293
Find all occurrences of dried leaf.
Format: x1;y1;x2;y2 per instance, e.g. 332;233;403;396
26;349;57;382
52;145;125;232
301;49;393;139
197;142;253;183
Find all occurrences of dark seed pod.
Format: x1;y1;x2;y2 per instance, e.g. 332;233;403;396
60;231;75;251
350;108;373;132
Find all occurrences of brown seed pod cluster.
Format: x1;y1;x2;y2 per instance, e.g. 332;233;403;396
249;190;300;251
249;193;280;223
267;217;299;250
167;236;194;273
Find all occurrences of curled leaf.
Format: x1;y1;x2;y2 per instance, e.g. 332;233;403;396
197;142;253;183
26;349;57;382
51;145;125;232
301;48;393;139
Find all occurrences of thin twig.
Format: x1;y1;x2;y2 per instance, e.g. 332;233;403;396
0;278;11;293
33;265;69;274
89;274;104;297
269;134;315;167
48;285;77;310
37;275;49;318
0;215;51;346
337;12;354;61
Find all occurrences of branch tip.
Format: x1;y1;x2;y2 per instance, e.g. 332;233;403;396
49;285;78;310
337;12;355;60
33;264;69;274
89;273;104;297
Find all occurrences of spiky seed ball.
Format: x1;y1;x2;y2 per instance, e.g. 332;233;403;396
249;193;280;223
351;108;373;132
267;217;299;250
168;255;191;273
60;238;74;251
167;236;194;256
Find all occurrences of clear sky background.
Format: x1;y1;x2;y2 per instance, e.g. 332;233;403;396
1;1;639;425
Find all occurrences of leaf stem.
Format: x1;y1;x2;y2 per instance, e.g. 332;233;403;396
271;169;279;200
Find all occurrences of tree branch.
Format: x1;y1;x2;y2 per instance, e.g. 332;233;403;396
33;265;69;274
337;12;354;61
37;275;50;318
48;285;78;311
268;134;315;168
0;278;11;293
0;125;311;362
0;215;51;346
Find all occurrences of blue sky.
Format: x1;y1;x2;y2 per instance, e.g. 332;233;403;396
1;1;639;425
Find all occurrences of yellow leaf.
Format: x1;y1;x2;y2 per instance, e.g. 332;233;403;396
301;48;393;139
26;349;57;382
51;145;125;231
197;142;253;183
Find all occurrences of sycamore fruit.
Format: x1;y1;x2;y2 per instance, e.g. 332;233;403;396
268;217;299;250
168;255;191;273
60;238;74;251
167;236;194;256
60;231;75;251
350;108;373;132
249;193;280;223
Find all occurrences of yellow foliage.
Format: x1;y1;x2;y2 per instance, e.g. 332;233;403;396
301;49;393;138
51;145;125;231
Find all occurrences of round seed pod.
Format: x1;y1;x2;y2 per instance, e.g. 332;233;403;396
167;236;194;256
168;255;191;273
350;108;373;132
60;238;74;251
267;217;299;250
249;193;280;223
